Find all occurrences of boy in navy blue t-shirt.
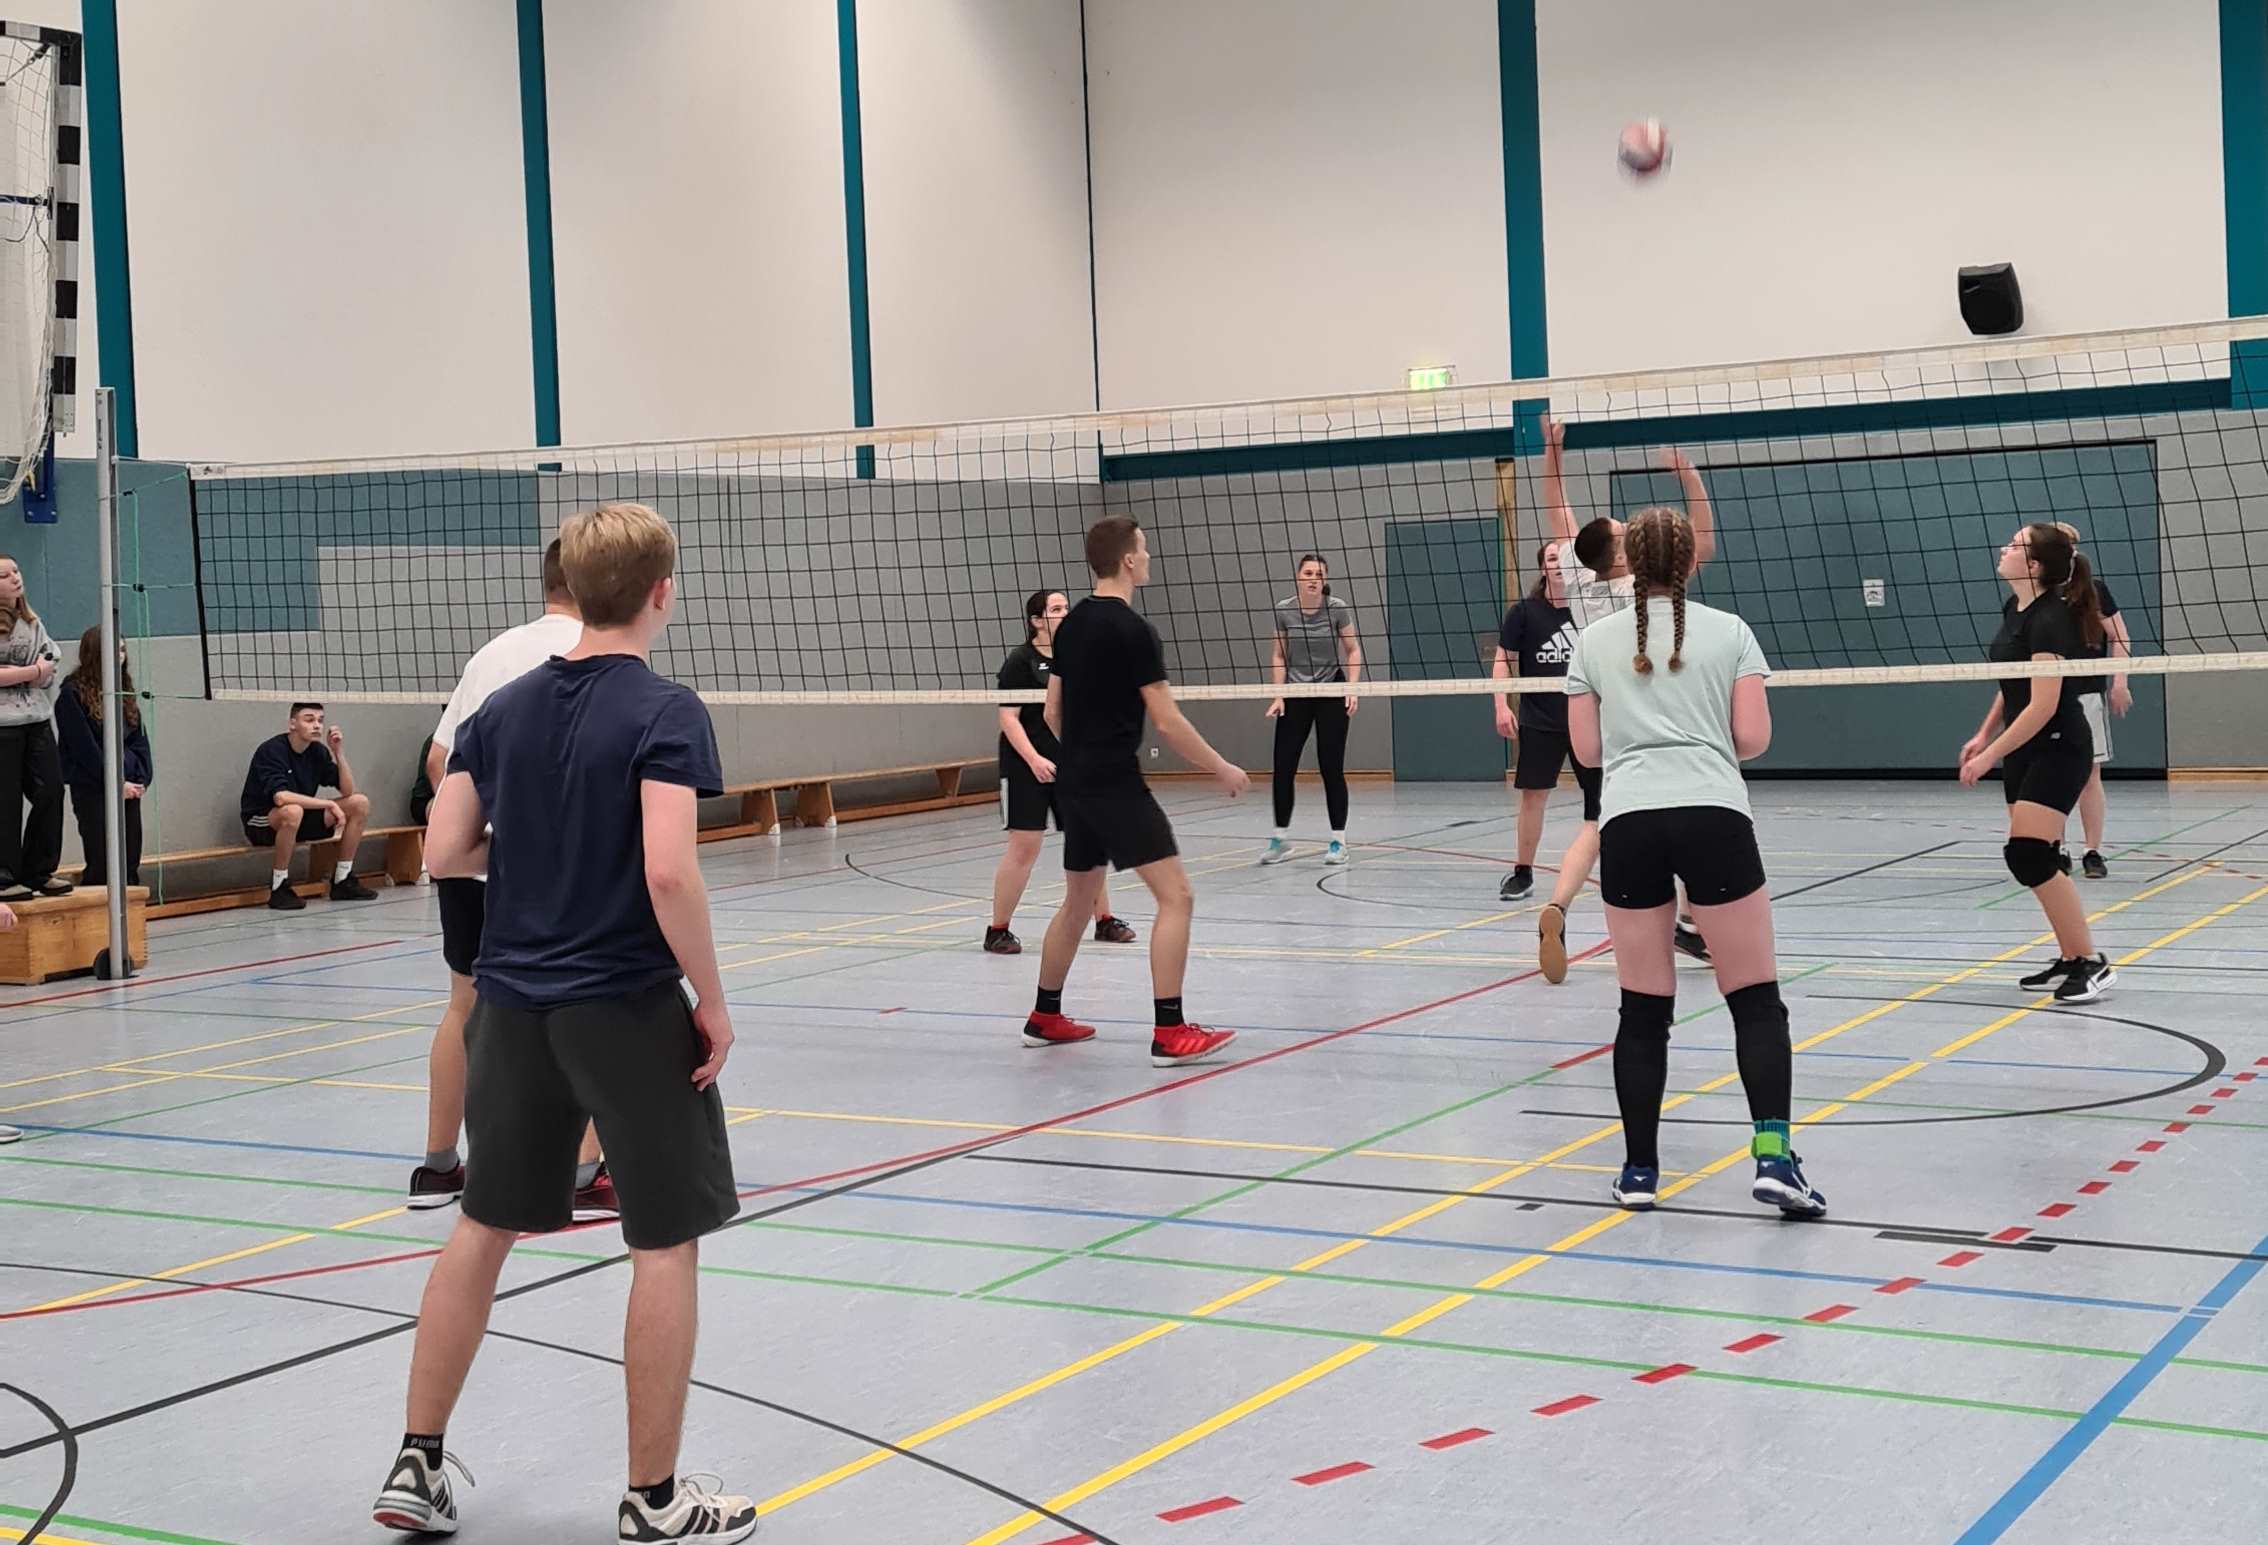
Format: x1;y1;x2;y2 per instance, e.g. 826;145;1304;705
373;503;757;1543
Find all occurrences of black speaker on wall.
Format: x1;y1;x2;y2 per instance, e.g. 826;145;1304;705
1958;263;2023;335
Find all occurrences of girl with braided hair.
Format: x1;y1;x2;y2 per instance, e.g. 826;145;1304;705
1566;505;1825;1218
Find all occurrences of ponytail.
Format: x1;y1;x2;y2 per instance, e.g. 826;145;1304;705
2064;553;2106;648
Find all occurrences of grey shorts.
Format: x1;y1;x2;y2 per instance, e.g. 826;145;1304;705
2079;694;2114;766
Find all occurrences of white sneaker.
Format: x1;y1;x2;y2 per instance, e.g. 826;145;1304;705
0;1126;20;1144
618;1475;758;1542
373;1447;472;1535
1323;840;1348;866
1259;838;1293;865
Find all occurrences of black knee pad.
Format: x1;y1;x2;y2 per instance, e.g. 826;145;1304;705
1724;981;1789;1046
2004;837;2063;889
1616;989;1674;1044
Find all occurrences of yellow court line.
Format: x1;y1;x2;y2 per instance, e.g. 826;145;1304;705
0;1023;438;1117
1;1527;115;1545
1359;907;1530;956
0;994;451;1098
19;1203;409;1314
949;869;2257;1543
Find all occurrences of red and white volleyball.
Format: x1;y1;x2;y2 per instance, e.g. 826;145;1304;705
1617;118;1669;178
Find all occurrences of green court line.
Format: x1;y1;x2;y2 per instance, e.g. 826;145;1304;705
0;1502;242;1545
1527;1078;2268;1132
1975;806;2249;909
16;1052;430;1144
959;970;1826;1300
0;1153;401;1197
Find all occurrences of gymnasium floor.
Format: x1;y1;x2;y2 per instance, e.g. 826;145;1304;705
4;778;2267;1545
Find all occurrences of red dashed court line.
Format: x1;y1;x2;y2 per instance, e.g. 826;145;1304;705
1939;1251;1984;1269
2077;1181;2111;1196
2037;1202;2077;1219
2138;1139;2167;1153
1991;1227;2034;1243
2236;1071;2258;1082
2108;1160;2139;1173
1533;1395;1600;1417
2186;1104;2216;1115
1724;1333;1781;1353
1157;1497;1242;1524
877;1006;905;1015
1550;1043;1613;1070
2165;1121;2191;1134
1803;1303;1858;1323
1292;1462;1373;1487
1875;1277;1924;1296
1418;1427;1492;1450
1632;1363;1695;1384
2212;1087;2239;1099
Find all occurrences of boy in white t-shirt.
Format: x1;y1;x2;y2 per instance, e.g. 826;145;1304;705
1532;415;1718;981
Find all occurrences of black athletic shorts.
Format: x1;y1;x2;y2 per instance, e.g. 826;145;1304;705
461;980;739;1251
2002;727;2093;815
1599;805;1768;910
999;758;1058;833
243;813;338;847
1513;728;1603;823
436;877;486;977
1058;785;1179;873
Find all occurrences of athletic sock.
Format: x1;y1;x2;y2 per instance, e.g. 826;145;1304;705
1611;989;1675;1169
1273;827;1289;841
333;860;353;883
1154;995;1184;1028
1751;1118;1793;1159
1725;981;1795;1128
1331;830;1345;844
1034;986;1063;1017
635;1478;676;1510
424;1146;460;1174
574;1160;601;1190
271;869;290;892
402;1432;443;1464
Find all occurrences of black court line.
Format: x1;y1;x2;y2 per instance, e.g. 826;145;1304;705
0;1262;1122;1545
1768;840;1961;902
2137;824;2268;886
0;1381;75;1543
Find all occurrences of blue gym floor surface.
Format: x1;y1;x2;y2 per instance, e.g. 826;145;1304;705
4;779;2266;1544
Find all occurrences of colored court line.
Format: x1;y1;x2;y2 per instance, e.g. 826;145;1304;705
0;934;414;1011
15;1199;409;1313
0;1502;245;1545
941;865;2264;1543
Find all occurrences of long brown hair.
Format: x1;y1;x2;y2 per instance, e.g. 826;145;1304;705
67;625;138;728
1625;506;1696;674
0;552;32;636
1528;541;1557;602
2020;523;2106;647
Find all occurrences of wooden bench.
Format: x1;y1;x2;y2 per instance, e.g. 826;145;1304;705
65;825;429;921
701;759;995;843
0;886;151;985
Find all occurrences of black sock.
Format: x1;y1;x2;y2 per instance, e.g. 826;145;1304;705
1612;989;1675;1169
636;1477;676;1510
402;1432;444;1464
1154;995;1184;1028
1034;986;1063;1016
1725;981;1793;1125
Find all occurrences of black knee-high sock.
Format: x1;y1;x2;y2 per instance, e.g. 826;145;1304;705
1612;989;1675;1168
1725;981;1793;1124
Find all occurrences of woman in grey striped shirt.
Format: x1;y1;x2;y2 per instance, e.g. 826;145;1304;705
1263;554;1362;866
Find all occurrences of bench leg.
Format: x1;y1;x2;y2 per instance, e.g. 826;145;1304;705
384;829;425;886
741;788;780;837
934;765;964;800
795;781;837;829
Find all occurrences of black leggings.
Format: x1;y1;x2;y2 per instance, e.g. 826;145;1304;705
1613;983;1793;1168
69;781;144;888
1273;693;1350;829
0;718;65;887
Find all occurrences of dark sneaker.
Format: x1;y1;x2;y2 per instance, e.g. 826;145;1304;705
1538;904;1569;985
330;875;380;902
983;925;1023;955
572;1163;620;1222
2018;956;2081;991
1752;1152;1828;1217
618;1475;757;1544
407;1163;465;1210
1093;915;1138;944
2082;849;2108;880
1499;866;1534;901
1673;922;1711;963
373;1446;471;1535
268;885;306;911
2054;954;2117;1004
33;876;72;897
1022;1011;1096;1048
1611;1163;1659;1210
1151;1023;1236;1068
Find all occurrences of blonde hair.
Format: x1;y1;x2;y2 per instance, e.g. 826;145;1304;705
0;552;32;637
559;503;677;628
1625;506;1694;675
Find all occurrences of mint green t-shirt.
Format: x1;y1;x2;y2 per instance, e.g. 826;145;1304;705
1564;597;1770;828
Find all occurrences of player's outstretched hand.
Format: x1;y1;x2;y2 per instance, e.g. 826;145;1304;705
1215;762;1250;798
690;996;734;1089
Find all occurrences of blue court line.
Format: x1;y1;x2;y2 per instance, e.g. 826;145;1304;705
1953;1223;2268;1541
772;1184;2187;1317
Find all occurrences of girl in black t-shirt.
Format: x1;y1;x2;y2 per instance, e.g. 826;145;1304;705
1959;523;2114;1003
986;590;1136;954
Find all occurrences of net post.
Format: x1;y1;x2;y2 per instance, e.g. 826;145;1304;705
94;384;130;976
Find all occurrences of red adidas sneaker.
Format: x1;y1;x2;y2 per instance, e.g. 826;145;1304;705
1022;1011;1097;1048
1150;1023;1236;1068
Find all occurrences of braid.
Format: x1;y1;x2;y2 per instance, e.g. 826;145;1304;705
1667;520;1692;671
1628;517;1654;674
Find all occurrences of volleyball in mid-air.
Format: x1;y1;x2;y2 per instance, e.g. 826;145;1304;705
1618;118;1669;179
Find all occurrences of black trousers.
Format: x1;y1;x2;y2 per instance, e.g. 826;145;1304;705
0;719;65;888
69;780;144;888
1272;694;1350;829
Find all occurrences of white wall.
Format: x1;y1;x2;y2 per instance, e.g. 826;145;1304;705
1538;0;2227;379
1086;0;1508;410
858;0;1093;425
117;0;534;463
546;0;849;445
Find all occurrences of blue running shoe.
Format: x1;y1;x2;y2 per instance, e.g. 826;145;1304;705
1611;1163;1659;1210
1260;838;1293;866
1752;1152;1827;1217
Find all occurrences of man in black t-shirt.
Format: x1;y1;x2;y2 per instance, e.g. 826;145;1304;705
374;502;755;1541
238;702;377;911
1022;516;1250;1068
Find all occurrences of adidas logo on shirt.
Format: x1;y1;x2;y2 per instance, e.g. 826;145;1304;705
1532;623;1579;665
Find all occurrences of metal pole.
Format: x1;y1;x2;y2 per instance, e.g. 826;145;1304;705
95;385;129;977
